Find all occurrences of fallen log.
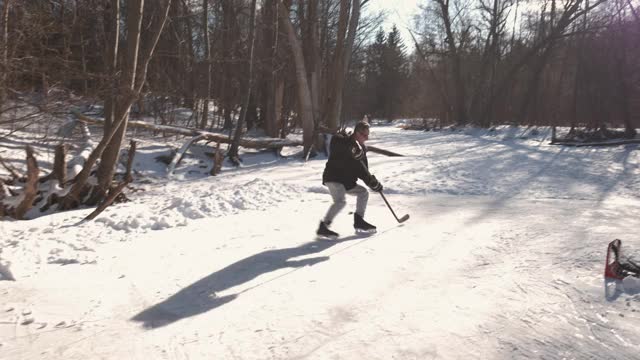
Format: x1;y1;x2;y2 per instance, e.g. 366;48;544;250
71;111;405;164
167;134;207;175
13;146;39;219
550;139;640;147
72;110;303;149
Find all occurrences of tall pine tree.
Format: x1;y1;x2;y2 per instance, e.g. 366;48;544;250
363;28;386;118
381;25;408;120
362;26;408;120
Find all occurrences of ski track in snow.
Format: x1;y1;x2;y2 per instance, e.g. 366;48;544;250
2;124;640;359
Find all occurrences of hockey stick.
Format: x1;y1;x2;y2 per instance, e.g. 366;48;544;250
379;191;410;223
355;151;409;223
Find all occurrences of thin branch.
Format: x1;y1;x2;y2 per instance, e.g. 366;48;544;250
0;155;21;180
627;0;640;22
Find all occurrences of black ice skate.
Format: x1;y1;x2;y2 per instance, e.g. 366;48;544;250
317;221;339;240
354;213;377;234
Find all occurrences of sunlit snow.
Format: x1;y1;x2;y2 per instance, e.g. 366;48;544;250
1;123;639;359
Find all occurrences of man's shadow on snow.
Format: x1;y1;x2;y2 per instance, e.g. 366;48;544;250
131;235;363;329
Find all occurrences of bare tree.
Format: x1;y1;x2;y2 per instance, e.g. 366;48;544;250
432;0;470;125
260;0;285;138
302;0;321;131
324;0;362;130
200;0;212;129
228;0;258;163
278;0;315;157
0;0;11;109
480;0;608;125
60;0;173;209
469;0;515;126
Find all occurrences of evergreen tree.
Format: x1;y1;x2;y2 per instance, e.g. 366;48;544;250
363;28;386;118
362;26;408;120
381;25;408;120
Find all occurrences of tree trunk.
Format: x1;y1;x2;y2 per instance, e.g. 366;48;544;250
481;0;607;125
92;0;145;204
518;43;555;125
409;30;452;122
469;0;509;126
39;143;67;187
61;0;172;210
518;2;557;125
182;0;197;110
305;0;321;130
13;146;38;220
0;0;11;109
278;1;315;157
614;32;636;138
435;0;468;126
324;0;360;130
200;0;212;130
220;1;235;131
79;32;89;93
262;0;286;138
275;75;285;137
262;0;279;137
323;0;347;130
228;0;258;163
102;0;120;145
84;141;137;221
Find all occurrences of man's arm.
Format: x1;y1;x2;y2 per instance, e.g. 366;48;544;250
355;157;383;192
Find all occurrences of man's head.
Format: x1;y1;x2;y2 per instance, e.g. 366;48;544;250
353;121;370;145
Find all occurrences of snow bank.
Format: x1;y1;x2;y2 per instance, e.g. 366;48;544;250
1;177;300;276
94;178;298;232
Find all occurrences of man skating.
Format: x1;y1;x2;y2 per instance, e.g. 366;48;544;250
317;121;383;239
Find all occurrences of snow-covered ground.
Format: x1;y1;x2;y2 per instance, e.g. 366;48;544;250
2;123;640;359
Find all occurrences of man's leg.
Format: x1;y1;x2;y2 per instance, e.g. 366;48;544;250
323;182;347;224
346;184;369;217
348;185;375;232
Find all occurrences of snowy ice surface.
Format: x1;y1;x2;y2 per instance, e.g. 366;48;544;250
1;124;640;359
623;276;640;294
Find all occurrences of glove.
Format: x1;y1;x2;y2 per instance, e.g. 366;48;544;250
369;175;383;192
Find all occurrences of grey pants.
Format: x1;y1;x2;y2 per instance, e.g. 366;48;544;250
323;182;369;224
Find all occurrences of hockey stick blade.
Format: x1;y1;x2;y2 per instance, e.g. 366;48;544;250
379;191;409;224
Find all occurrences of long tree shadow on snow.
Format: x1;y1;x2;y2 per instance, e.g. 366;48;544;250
456;136;638;226
131;236;362;329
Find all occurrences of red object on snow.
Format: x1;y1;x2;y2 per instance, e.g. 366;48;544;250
605;239;625;279
605;239;640;280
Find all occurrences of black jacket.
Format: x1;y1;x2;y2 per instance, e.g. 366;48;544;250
322;132;375;190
